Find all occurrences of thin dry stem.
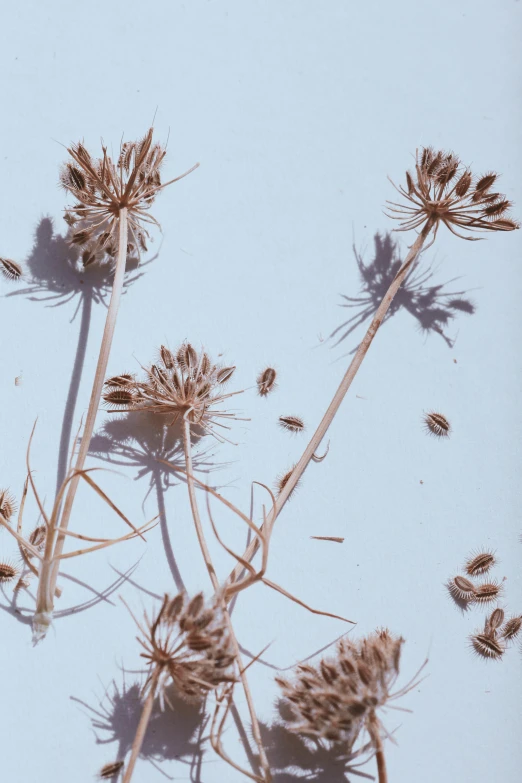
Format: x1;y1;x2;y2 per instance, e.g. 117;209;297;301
122;666;161;783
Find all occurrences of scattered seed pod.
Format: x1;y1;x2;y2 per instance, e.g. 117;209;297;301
465;549;496;577
0;489;17;521
0;562;18;583
279;415;305;434
98;761;124;779
423;412;451;437
473;580;503;605
0;257;23;281
449;575;476;602
257;367;277;397
216;366;236;384
275;466;300;498
470;632;505;661
500;615;522;642
485;608;505;634
103;389;135;409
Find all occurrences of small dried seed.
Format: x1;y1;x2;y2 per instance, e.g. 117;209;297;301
279;415;305;434
470;632;505;660
0;562;18;583
500;615;522;642
257;367;277;397
98;761;124;779
465;550;496;577
424;412;450;437
0;258;23;281
473;581;503;605
449;575;475;602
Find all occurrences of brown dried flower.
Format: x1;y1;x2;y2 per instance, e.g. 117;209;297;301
423;412;450;438
103;342;244;442
257;367;277;397
465;550;496;577
133;592;236;705
279;415;305;434
60;128;198;266
0;257;22;281
276;629;420;766
387;147;519;241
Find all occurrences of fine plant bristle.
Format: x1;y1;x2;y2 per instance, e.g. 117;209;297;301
465;550;496;577
98;761;124;779
0;489;17;521
470;632;505;661
275;466;300;498
500;615;522;642
279;415;305;434
485;608;505;634
0;561;18;583
257;367;277;397
424;412;451;438
0;257;23;281
473;580;503;605
449;575;476;602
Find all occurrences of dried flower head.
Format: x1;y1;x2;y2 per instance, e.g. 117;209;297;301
60;128;198;265
0;489;17;521
423;411;450;438
449;575;476;602
387;148;519;240
465;550;496;577
276;629;418;758
103;343;244;442
470;632;505;661
0;561;18;583
473;580;503;605
0;257;22;281
98;761;124;779
132;593;236;705
257;367;277;397
500;615;522;643
279;415;305;434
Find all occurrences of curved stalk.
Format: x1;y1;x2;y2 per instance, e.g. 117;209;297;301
33;209;129;638
122;667;161;783
228;223;433;586
182;419;271;782
369;712;388;783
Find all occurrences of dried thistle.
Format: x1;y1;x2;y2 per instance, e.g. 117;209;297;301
257;367;277;397
279;415;305;434
0;257;22;281
104;342;245;442
500;615;522;643
0;489;17;521
470;632;505;661
60;128;198;265
276;629;423;782
98;761;124;779
473;580;503;605
386;148;520;241
465;550;496;577
423;412;450;438
449;575;476;602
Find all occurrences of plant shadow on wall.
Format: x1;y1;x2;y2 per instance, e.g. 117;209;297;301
89;412;218;593
71;675;208;782
328;232;476;352
5;216;150;495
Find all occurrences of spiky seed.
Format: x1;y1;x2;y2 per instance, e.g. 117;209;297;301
216;366;236;384
500;615;522;642
473;581;503;605
257;367;277;397
0;489;17;521
66;164;86;191
0;562;18;583
485;608;505;634
187;593;204;617
424;412;450;437
465;550;496;577
483;199;511;217
474;173;497;195
0;258;23;281
405;171;414;194
455;170;472;197
103;389;135;408
470;632;505;660
160;346;175;369
276;466;299;498
450;575;476;601
104;374;134;388
279;415;305;434
98;761;124;779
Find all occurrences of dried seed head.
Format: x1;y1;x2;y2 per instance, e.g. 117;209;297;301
279;415;305;434
500;615;522;642
134;592;237;704
0;257;23;281
257;367;277;397
465;550;496;577
423;412;450;438
275;466;299;498
0;489;17;521
449;575;476;602
387;150;519;239
105;344;244;442
0;562;18;583
470;632;505;661
485;608;505;634
98;761;124;779
473;580;503;605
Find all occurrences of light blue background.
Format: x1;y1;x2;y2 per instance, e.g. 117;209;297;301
0;1;521;781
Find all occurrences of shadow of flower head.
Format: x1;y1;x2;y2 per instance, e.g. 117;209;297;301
72;675;208;780
329;232;476;351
